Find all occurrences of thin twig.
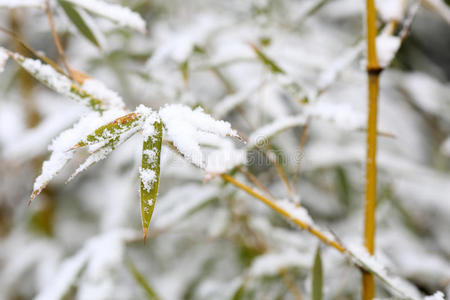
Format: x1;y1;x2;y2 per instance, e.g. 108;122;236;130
45;0;75;79
237;166;276;199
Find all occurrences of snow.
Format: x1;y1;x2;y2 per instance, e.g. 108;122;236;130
213;82;261;118
376;34;401;68
375;0;404;21
154;184;218;229
31;109;124;201
425;291;445;300
81;79;125;109
35;230;137;300
248;115;307;148
15;54;73;95
348;244;422;300
139;168;156;192
249;249;311;277
65;0;146;32
277;199;313;225
0;47;8;73
247;101;364;149
159;104;239;169
0;0;44;8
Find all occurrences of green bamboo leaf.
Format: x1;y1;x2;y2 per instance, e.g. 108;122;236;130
250;44;285;74
59;0;102;48
312;246;323;300
140;120;163;239
126;259;161;300
72;113;142;149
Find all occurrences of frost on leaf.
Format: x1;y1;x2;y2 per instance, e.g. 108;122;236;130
71;112;141;150
64;0;146;33
30;110;125;204
81;78;125;109
159;104;241;170
140;116;163;239
67;112;144;182
11;53;107;111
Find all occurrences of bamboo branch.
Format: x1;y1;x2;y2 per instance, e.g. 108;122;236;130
220;173;346;252
363;0;381;298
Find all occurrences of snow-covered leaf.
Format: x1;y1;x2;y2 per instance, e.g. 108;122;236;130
140;117;163;239
11;53;107;111
29;109;125;203
159;104;240;170
64;0;146;32
71;112;141;150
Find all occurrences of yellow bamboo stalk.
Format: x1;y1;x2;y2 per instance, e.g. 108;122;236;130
220;174;345;252
363;0;381;298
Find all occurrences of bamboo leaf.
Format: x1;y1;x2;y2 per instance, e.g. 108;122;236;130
250;44;285;74
71;112;141;150
126;259;161;300
67;124;139;183
10;52;105;111
140;120;163;239
312;246;323;300
58;0;102;48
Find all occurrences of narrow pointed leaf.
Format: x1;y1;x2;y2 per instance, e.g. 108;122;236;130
312;246;323;300
67;125;139;183
59;0;102;48
71;113;141;149
126;259;162;300
140;120;163;239
250;44;285;74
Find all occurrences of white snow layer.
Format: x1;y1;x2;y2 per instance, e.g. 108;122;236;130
425;291;445;300
159;104;240;170
31;109;125;198
34;230;137;300
65;0;146;32
376;0;404;21
81;79;125;109
348;244;422;300
376;34;401;68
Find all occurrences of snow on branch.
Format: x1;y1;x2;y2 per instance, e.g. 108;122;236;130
347;244;422;300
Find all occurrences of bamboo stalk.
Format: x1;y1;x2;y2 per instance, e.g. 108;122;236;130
363;0;381;298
